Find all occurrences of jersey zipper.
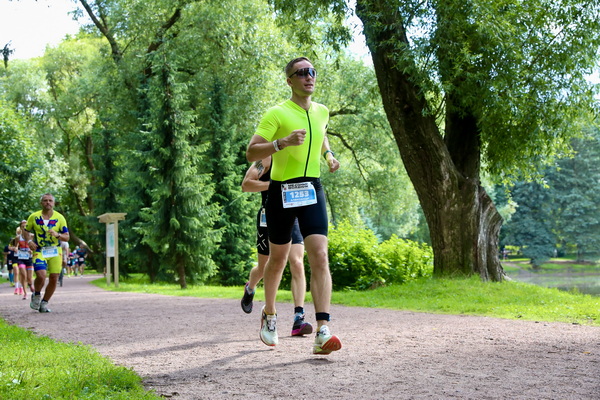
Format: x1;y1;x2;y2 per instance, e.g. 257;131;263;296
304;110;312;177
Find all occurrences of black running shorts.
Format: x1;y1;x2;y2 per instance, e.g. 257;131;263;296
265;177;328;245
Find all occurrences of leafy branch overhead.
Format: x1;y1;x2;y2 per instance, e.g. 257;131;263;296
270;0;600;280
2;42;14;69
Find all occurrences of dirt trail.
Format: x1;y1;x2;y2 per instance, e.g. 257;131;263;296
1;275;599;399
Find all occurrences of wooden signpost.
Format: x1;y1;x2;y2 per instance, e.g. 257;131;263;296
97;213;126;287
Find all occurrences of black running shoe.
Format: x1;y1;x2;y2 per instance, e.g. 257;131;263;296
291;314;313;336
241;282;254;314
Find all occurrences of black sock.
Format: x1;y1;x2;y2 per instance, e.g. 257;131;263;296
294;306;304;314
35;292;41;296
315;312;330;322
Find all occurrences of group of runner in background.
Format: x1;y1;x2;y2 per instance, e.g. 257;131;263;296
4;239;88;288
64;245;88;278
2;221;35;300
2;193;87;313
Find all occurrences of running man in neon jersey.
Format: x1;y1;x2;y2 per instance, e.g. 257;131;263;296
246;57;341;354
24;193;70;313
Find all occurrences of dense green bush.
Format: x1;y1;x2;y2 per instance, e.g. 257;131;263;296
328;220;433;290
278;220;433;291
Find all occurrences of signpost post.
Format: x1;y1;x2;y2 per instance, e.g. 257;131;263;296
97;213;126;287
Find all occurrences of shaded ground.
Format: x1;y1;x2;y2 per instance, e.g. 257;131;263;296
1;275;599;399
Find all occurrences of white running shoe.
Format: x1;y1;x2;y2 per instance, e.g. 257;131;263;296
39;301;51;313
30;294;42;310
313;325;342;355
260;306;278;346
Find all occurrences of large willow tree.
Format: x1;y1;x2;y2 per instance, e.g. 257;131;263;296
273;0;600;280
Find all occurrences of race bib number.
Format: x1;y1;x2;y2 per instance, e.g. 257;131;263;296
41;246;59;258
79;258;84;262
259;208;267;227
18;249;30;260
281;182;317;209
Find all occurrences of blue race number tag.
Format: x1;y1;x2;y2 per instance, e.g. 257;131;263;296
42;246;59;258
18;249;31;260
281;182;317;208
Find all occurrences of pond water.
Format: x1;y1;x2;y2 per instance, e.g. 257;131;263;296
505;270;600;296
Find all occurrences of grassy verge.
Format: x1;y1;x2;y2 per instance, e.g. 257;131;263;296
504;257;600;273
331;277;599;325
93;274;599;326
535;262;600;273
0;320;160;400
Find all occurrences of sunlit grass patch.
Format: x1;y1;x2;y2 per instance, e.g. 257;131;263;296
331;277;599;326
500;263;520;273
94;274;599;326
0;320;160;400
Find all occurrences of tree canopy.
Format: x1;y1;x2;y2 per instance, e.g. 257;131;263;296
0;0;421;285
2;0;599;284
503;127;600;264
270;0;600;280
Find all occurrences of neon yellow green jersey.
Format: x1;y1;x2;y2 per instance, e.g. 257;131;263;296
25;210;69;249
255;100;329;181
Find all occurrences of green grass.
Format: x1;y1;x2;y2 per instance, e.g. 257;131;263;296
93;275;302;304
500;263;520;273
506;257;600;274
506;257;529;262
0;320;160;400
93;274;599;326
538;262;600;273
331;277;599;325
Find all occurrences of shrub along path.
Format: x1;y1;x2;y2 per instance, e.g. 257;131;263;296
1;275;598;399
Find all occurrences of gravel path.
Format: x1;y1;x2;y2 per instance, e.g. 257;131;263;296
1;275;599;399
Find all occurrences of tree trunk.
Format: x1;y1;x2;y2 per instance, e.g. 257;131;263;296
147;248;158;283
177;260;187;289
577;245;584;263
357;0;504;281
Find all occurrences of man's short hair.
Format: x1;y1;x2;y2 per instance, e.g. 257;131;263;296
284;57;312;78
40;193;55;202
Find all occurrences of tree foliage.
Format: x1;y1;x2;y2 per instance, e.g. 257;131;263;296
0;0;460;286
0;99;50;240
549;128;600;259
317;56;421;239
2;42;14;69
136;56;220;287
269;0;600;281
502;181;556;267
503;127;600;264
0;60;67;242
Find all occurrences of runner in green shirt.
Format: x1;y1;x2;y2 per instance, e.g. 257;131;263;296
246;57;341;355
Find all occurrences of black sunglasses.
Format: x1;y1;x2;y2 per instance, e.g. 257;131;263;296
289;67;317;78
